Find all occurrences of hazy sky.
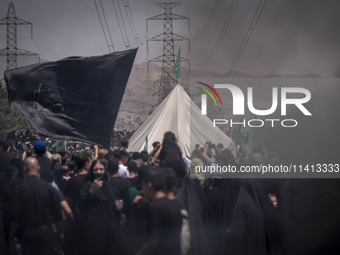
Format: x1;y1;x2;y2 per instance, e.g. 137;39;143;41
0;0;339;77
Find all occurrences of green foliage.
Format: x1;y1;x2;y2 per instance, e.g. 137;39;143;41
0;81;29;135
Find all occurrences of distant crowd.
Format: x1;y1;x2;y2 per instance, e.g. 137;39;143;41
1;129;135;156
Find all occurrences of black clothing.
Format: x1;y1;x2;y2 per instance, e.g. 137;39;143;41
53;166;67;194
127;176;138;188
20;224;57;255
36;156;54;183
148;197;183;255
177;176;214;255
0;196;4;255
14;175;62;255
15;175;62;230
0;171;18;255
121;198;150;255
213;178;239;254
109;176;131;200
65;174;87;213
213;179;239;228
78;181;120;255
136;165;151;191
159;143;186;178
0;152;13;181
225;180;284;255
62;173;88;255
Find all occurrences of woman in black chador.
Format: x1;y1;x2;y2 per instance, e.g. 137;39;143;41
158;131;186;178
225;179;285;255
78;159;120;255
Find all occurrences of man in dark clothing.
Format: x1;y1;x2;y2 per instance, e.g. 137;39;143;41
64;151;92;212
0;139;9;153
62;151;92;255
12;157;62;255
127;159;139;188
136;167;183;255
0;148;17;255
0;140;13;181
107;155;131;200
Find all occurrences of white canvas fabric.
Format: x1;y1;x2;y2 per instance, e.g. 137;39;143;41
128;84;235;156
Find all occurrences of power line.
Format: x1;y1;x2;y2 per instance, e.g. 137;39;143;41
111;0;130;48
99;0;116;52
193;0;239;66
117;0;131;48
224;0;268;78
31;37;47;61
94;0;112;52
191;0;222;39
123;0;142;45
122;0;139;45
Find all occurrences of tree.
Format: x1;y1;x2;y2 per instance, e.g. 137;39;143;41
0;81;28;135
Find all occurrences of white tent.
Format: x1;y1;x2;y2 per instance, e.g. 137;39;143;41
128;84;235;156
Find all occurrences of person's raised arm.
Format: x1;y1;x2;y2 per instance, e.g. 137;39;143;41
94;145;99;159
151;144;162;164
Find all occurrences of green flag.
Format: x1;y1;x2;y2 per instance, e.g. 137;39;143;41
51;140;62;148
51;140;67;151
22;143;28;151
144;135;148;151
61;141;67;151
173;48;180;84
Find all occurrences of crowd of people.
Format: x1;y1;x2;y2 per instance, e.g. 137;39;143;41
0;129;135;157
1;129;336;255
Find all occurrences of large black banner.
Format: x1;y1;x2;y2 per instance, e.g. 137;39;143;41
4;48;137;148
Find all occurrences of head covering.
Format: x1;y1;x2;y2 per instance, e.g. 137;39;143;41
190;158;205;182
34;140;46;153
225;180;284;255
176;176;214;255
86;158;109;182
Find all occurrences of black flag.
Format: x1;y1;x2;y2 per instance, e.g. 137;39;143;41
4;48;137;148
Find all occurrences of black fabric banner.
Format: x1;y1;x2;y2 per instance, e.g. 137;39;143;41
4;48;137;148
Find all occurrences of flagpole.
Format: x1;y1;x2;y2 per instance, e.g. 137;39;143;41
174;48;181;84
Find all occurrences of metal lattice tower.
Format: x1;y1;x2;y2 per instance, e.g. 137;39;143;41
147;2;190;103
0;2;39;70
